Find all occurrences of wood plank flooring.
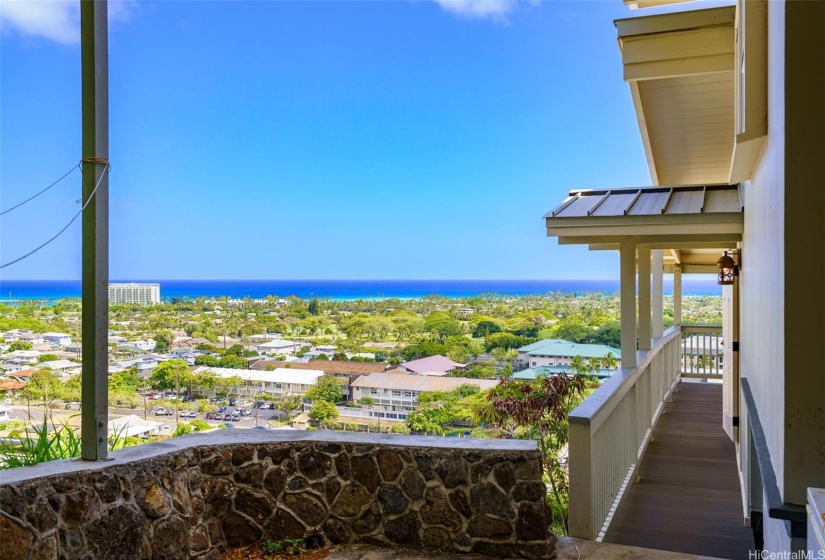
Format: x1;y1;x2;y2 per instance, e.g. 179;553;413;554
602;382;755;559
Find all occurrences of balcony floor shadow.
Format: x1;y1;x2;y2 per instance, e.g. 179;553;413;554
602;382;755;559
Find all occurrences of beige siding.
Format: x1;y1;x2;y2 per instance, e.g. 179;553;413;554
740;0;786;552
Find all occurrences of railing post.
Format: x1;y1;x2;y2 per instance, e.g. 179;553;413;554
673;265;682;326
652;249;664;338
620;243;637;369
568;421;593;539
638;244;652;351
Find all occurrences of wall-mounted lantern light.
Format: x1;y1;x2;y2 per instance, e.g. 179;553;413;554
717;251;739;285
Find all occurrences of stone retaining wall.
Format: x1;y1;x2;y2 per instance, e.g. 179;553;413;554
0;431;554;560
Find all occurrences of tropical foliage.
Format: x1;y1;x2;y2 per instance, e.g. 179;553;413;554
485;374;587;536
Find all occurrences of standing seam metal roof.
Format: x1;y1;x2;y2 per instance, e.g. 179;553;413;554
546;185;743;220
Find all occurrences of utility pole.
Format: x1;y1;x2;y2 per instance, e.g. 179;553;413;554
80;0;110;461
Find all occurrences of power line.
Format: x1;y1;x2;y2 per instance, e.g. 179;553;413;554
0;165;110;270
0;163;81;216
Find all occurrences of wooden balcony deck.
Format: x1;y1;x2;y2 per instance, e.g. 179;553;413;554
602;381;755;559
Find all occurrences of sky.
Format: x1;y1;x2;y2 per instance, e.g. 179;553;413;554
1;0;685;281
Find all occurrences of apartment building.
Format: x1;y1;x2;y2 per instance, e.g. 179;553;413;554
108;283;161;305
517;339;621;369
191;366;324;399
350;373;498;413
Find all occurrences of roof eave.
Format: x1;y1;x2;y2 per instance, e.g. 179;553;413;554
616;6;737;186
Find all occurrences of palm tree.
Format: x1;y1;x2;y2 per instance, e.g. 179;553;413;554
569;355;587;377
601;351;619;370
586;357;602;379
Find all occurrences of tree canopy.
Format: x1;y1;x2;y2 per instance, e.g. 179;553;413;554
309;400;339;428
305;375;344;404
8;340;33;352
149;360;193;391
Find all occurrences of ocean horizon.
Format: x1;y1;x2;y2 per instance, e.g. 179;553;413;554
0;278;722;302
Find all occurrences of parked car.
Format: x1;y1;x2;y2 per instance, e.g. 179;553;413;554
217;406;226;413
223;413;232;421
205;413;216;420
231;412;241;421
155;407;173;416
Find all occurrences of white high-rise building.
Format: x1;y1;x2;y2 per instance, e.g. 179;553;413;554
108;283;160;305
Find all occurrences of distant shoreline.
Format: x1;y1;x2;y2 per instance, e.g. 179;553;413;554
0;278;722;302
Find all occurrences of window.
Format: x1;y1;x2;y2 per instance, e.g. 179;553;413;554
730;0;767;181
391;390;402;397
275;383;282;390
403;391;414;398
370;388;380;396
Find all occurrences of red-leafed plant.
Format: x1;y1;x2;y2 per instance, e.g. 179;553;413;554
486;373;587;536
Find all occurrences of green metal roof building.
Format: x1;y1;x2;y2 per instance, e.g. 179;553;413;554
516;339;621;369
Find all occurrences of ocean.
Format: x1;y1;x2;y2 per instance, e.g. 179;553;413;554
0;278;721;302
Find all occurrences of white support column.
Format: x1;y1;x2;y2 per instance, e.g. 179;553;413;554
638;244;652;351
652;249;664;338
620;243;637;369
673;265;682;326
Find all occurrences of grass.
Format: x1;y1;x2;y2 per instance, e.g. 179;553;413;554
0;416;82;469
0;415;132;469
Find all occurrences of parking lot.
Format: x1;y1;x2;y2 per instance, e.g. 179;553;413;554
148;397;287;429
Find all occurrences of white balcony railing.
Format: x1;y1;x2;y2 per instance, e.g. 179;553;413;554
680;325;724;380
568;325;683;540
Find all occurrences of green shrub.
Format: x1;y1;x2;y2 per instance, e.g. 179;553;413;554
171;422;193;437
389;423;411;435
190;419;210;432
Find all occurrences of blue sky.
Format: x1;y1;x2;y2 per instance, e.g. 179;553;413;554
2;0;667;280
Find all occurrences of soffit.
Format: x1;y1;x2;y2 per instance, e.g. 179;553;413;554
624;0;700;10
617;6;737;186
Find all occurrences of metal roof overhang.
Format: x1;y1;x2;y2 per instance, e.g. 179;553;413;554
545;185;743;271
616;6;737;186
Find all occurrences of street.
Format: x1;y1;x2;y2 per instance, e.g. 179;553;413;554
1;403;287;432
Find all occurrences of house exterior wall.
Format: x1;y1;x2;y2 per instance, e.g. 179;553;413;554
352;386;419;410
43;334;72;346
781;0;824;510
256;342;300;356
741;0;824;552
740;0;787;549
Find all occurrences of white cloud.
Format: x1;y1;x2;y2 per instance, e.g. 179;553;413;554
0;0;135;45
0;1;79;44
433;0;522;22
